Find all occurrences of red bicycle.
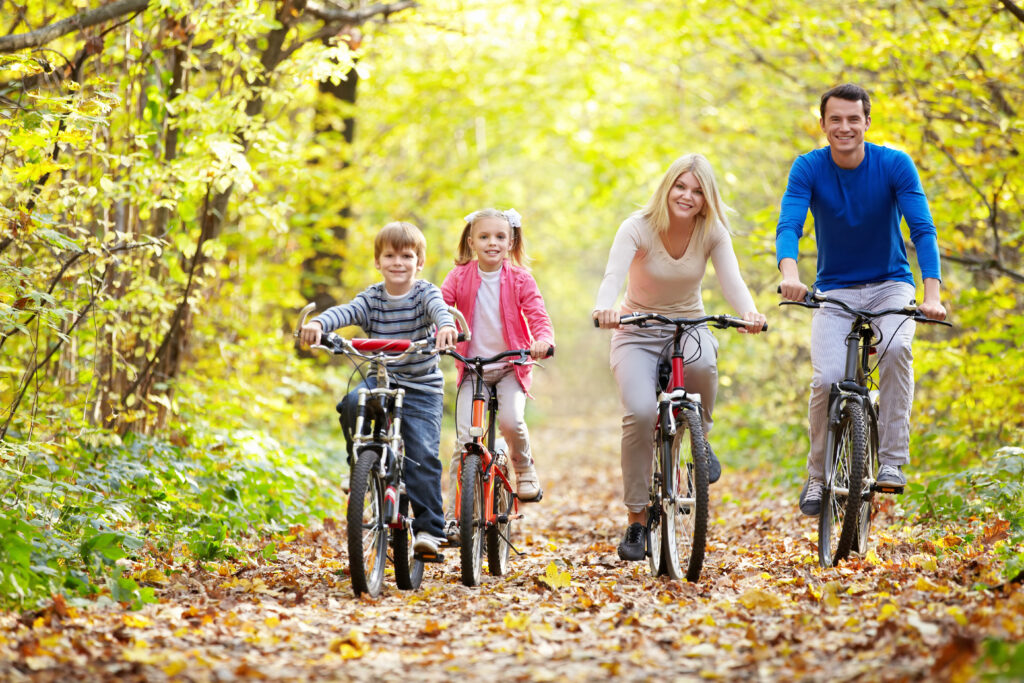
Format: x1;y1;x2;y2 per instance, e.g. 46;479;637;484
443;347;553;587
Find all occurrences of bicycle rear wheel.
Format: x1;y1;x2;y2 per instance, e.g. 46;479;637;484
392;494;424;590
819;400;867;567
347;449;388;597
459;454;485;587
661;407;708;582
486;461;514;576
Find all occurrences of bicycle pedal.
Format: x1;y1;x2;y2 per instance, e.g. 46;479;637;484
414;551;445;563
872;483;905;495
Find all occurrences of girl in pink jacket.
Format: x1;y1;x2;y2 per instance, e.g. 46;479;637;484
441;208;555;535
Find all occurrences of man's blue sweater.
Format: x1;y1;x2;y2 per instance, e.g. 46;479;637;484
775;142;941;291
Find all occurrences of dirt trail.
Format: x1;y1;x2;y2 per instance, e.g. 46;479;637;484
2;417;1019;681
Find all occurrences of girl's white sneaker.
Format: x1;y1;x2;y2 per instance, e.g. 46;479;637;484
516;465;542;501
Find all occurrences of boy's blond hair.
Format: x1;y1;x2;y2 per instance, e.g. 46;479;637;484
375;221;427;264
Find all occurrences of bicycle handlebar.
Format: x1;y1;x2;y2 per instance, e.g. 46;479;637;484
777;289;953;327
444;346;555;367
293;303;474;365
593;312;767;332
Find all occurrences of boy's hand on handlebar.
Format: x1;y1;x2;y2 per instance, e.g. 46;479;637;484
299;321;323;347
738;311;767;334
435;325;458;351
593;309;620;329
529;341;552;359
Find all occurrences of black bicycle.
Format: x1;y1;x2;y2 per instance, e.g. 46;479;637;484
295;303;467;596
602;313;760;581
781;291;951;567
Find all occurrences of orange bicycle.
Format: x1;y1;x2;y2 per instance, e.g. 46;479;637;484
443;347;553;586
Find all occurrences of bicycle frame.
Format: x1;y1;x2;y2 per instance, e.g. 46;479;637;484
653;325;703;521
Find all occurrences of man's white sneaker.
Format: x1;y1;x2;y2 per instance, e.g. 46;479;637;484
876;464;907;488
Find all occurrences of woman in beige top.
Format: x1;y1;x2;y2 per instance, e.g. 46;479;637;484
593;153;767;562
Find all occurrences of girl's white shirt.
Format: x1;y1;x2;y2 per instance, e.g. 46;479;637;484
466;264;507;359
594;214;756;318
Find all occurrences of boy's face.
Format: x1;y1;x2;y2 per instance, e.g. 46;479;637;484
375;244;423;294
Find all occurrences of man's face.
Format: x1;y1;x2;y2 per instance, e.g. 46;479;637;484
820;97;870;155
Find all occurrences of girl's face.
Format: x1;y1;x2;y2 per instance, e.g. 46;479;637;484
468;216;512;272
667;171;706;223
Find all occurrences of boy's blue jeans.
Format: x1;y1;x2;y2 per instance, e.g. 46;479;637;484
339;378;445;538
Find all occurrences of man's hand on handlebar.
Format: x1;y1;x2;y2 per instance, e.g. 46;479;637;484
299;321;324;348
918;299;947;322
435;325;458;351
778;277;809;302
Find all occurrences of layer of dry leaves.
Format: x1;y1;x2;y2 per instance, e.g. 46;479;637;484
2;417;1021;681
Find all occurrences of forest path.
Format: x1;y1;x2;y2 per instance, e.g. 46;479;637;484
2;416;1018;681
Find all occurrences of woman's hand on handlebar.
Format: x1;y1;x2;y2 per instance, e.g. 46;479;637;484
435;325;458;351
593;309;620;329
299;321;324;347
738;310;767;334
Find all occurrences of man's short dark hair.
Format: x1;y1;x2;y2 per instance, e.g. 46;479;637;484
820;83;871;119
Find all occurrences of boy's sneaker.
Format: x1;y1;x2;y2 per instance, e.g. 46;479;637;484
799;476;824;516
876;464;907;488
413;532;445;555
705;442;721;484
516;465;542;501
617;522;647;561
443;519;460;547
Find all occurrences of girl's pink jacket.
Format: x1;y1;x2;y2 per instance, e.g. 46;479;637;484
441;260;555;393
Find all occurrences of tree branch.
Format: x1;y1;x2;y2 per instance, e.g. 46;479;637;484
941;250;1024;283
998;0;1024;24
305;0;417;24
0;0;149;53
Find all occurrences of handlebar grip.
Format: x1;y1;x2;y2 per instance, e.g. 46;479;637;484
592;317;600;328
544;346;555;358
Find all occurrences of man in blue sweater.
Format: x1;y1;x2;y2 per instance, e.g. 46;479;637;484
776;83;947;516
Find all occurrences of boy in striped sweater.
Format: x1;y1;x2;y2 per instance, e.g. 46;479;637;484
299;222;458;554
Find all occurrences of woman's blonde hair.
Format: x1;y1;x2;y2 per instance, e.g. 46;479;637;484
455;208;529;267
640;153;731;238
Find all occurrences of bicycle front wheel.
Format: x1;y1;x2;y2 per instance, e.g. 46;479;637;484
661;407;708;582
486;461;514;576
392;494;424;590
347;449;388;597
819;400;867;567
854;403;880;556
459;454;485;587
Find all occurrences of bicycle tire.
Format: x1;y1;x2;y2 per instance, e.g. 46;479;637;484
347;449;388;597
459;454;485;587
661;407;708;582
392;493;424;590
854;403;880;556
486;461;514;576
819;400;867;567
648;422;666;577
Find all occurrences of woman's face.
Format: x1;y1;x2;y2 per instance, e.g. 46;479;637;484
667;171;706;223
